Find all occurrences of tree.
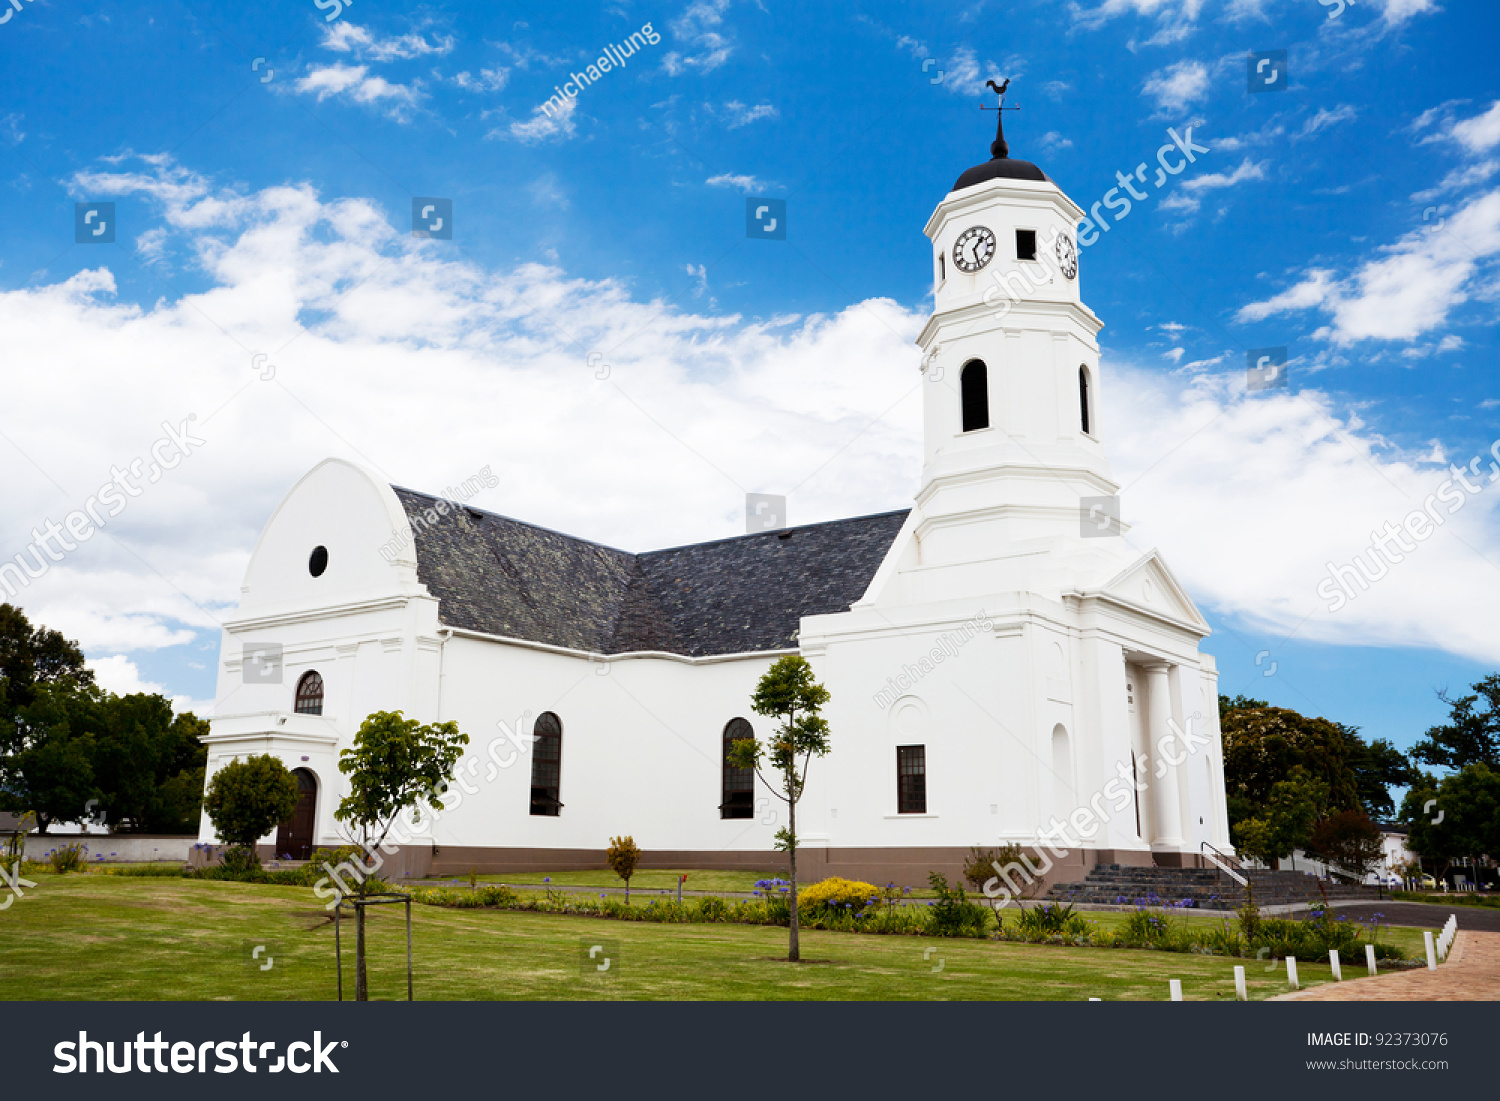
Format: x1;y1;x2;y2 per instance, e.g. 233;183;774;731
0;603;93;710
1341;732;1416;821
203;755;299;861
727;655;830;963
1410;674;1500;771
1401;763;1500;885
1221;700;1364;852
89;696;208;833
1307;808;1384;882
336;710;468;1000
1230;767;1325;869
606;835;641;902
0;682;97;833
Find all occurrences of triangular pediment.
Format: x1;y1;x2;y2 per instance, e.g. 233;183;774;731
1093;550;1209;635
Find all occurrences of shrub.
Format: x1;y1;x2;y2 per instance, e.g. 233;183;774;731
1199;918;1245;957
1015;901;1088;941
798;877;880;918
203;754;299;857
406;883;518;909
47;843;87;874
100;864;189;878
221;846;260;874
694;895;731;922
1120;906;1181;948
927;872;990;937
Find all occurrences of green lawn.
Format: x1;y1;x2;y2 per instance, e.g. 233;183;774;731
0;873;1423;1001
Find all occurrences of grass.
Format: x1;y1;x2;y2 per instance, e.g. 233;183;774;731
1392;890;1500;910
0;874;1425;1002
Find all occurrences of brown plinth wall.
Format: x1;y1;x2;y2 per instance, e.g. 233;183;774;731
381;844;1164;895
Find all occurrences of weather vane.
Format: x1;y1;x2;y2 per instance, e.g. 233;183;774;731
980;78;1018;158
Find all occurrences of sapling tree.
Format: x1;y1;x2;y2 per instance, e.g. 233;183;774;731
202;754;299;867
336;710;468;1001
727;655;830;963
606;835;641;902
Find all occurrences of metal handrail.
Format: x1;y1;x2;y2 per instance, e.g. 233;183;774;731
1201;841;1248;886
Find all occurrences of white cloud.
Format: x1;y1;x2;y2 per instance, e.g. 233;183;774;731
1411;160;1498;204
721;101;778;128
1448;100;1500;156
89;654;168;696
10;153;1500;708
502;95;578;144
664;0;734;75
1295;104;1357;141
452;68;509;93
705;172;768;192
1375;0;1441;25
291;64;422;120
1142;60;1209;114
321;23;454;61
1238;189;1500;343
1109;362;1500;667
1038;131;1074;153
1162;158;1267;215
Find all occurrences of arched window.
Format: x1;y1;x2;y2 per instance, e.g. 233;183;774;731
1051;724;1074;818
720;718;755;819
529;712;563;816
1079;366;1092;435
960;360;989;432
294;671;324;715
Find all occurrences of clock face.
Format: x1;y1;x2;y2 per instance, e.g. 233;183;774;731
1055;232;1078;280
952;226;996;273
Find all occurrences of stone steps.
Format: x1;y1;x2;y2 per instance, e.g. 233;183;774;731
1043;863;1381;911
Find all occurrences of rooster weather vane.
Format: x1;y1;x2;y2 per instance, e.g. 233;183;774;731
981;77;1019;159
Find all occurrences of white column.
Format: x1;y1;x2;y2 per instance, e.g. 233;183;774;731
1144;662;1183;847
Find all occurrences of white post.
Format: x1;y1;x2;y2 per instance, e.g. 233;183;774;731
1169;979;1182;1002
1329;949;1342;980
1234;965;1247;1001
1286;956;1299;989
1424;930;1437;970
1365;944;1377;976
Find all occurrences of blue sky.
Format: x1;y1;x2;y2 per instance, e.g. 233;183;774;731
0;0;1497;765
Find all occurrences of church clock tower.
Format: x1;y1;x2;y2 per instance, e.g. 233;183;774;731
793;83;1231;882
914;83;1119;579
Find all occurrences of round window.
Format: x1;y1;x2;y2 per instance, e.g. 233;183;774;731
309;546;329;577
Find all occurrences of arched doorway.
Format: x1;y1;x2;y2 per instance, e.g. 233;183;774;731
275;768;318;860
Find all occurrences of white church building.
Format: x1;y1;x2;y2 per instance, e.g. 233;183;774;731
199;110;1234;887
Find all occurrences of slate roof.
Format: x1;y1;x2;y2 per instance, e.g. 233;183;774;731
393;487;909;658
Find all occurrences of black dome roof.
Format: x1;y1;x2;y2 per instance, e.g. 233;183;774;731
952;157;1050;191
953;82;1051;192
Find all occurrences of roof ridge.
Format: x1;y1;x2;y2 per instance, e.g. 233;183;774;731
637;507;913;558
393;483;910;558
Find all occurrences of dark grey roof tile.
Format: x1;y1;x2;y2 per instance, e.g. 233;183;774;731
393;486;907;658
